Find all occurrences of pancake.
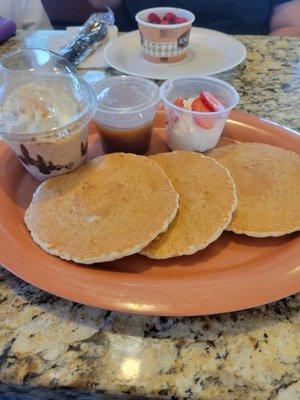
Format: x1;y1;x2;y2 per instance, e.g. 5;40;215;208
25;153;179;264
141;151;237;259
208;142;300;237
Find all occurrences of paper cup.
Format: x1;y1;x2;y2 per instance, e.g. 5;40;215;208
135;8;195;64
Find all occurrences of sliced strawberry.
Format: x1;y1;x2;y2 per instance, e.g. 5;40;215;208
191;98;215;129
163;12;177;24
191;97;210;112
175;17;188;23
173;96;184;107
199;91;225;112
148;12;161;24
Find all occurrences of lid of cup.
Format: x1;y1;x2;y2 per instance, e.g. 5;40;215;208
94;75;160;115
0;48;97;136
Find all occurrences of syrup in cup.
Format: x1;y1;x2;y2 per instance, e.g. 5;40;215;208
94;76;160;155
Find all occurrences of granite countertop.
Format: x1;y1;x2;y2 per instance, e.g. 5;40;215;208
0;31;299;400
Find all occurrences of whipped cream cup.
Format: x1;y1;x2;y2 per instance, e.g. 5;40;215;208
0;48;97;181
160;76;239;152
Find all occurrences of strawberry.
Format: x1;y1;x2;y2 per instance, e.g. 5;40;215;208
175;17;188;23
199;91;225;112
163;12;177;24
161;20;169;25
148;12;161;24
173;96;184;107
191;98;215;129
191;97;210;112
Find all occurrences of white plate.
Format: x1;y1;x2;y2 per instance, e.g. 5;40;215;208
104;28;247;80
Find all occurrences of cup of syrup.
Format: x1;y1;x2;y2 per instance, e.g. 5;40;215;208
94;76;160;155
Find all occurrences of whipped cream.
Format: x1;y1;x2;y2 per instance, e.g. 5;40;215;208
0;81;88;181
0;81;79;134
182;98;194;110
167;97;227;152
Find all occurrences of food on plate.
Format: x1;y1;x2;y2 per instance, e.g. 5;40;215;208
135;8;195;63
141;151;237;259
147;11;188;25
93;76;160;155
160;76;239;152
0;48;96;181
208;143;300;237
25;153;179;264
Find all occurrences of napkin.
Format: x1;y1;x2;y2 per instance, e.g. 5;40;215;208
47;25;118;69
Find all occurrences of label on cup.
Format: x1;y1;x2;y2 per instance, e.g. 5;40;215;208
178;29;191;48
138;23;192;64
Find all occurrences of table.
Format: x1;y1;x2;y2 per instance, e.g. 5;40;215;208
0;30;299;400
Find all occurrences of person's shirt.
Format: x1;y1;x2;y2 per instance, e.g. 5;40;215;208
116;0;291;34
0;0;52;29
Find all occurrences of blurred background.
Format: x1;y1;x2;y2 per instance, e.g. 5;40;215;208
41;0;133;31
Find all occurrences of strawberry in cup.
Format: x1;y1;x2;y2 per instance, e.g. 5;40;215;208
160;76;239;152
148;11;188;25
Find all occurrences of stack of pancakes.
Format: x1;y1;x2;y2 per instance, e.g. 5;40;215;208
25;143;300;264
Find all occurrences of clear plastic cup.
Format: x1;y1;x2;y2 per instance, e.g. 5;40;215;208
0;48;97;181
93;76;160;154
160;76;239;152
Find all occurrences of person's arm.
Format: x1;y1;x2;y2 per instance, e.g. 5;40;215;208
270;0;300;36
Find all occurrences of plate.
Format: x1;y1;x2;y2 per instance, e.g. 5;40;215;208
0;110;299;316
104;28;247;80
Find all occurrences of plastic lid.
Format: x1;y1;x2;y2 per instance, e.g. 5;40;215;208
94;75;160;115
0;48;97;141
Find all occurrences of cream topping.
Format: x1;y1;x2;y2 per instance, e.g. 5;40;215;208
0;81;79;134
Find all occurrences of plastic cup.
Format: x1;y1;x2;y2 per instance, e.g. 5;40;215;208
0;48;97;181
93;76;160;154
160;76;239;152
135;7;195;64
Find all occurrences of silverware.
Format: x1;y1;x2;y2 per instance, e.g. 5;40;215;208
58;7;115;66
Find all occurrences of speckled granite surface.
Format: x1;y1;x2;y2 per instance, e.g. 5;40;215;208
0;31;299;399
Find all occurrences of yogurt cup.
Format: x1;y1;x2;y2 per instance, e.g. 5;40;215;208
0;48;97;181
94;76;160;154
135;8;195;64
160;76;239;152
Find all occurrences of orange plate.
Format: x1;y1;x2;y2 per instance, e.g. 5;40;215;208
0;110;299;316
